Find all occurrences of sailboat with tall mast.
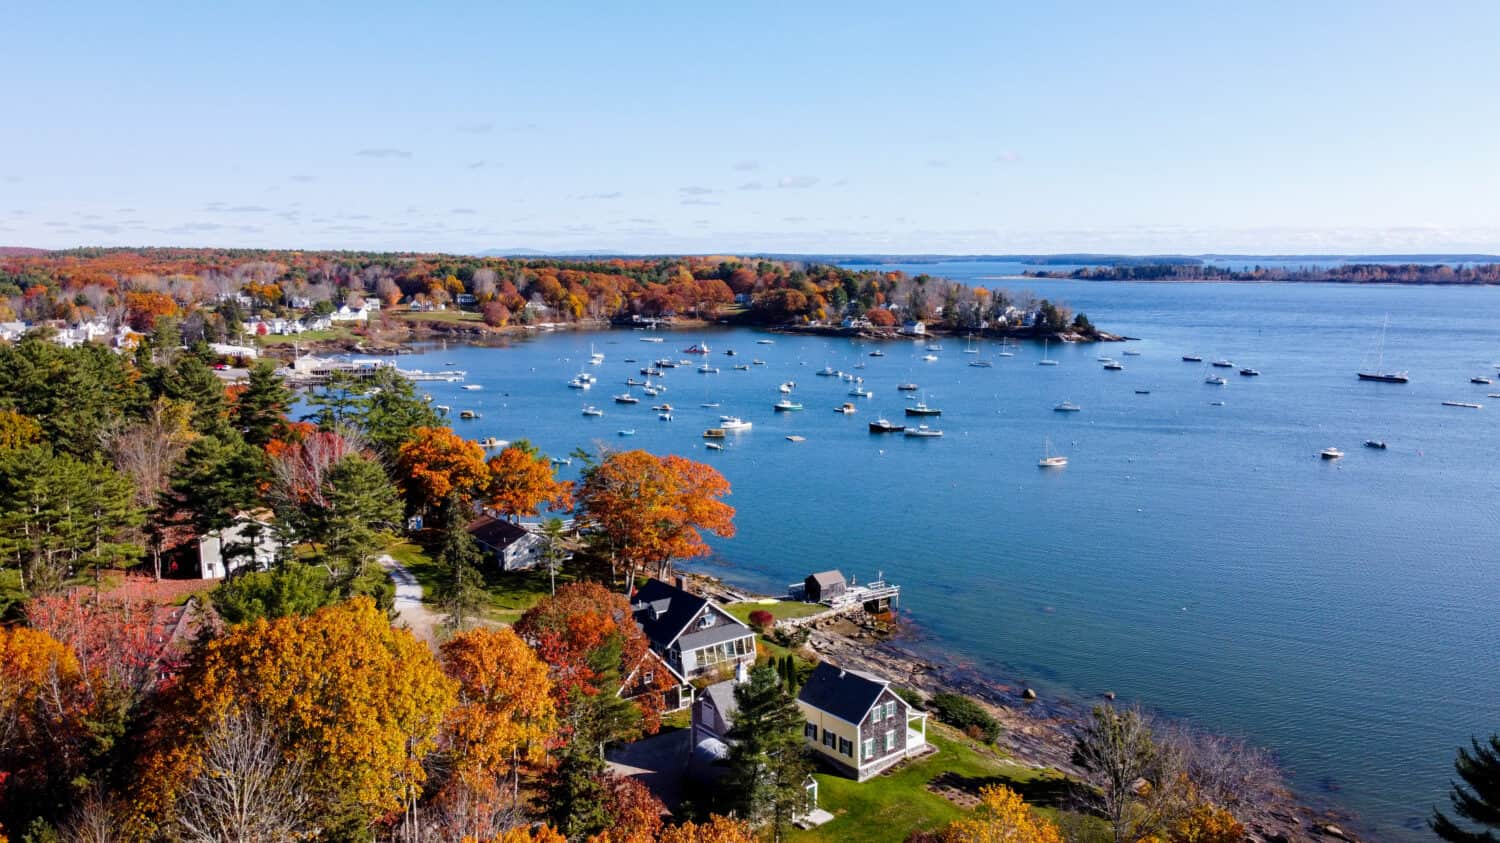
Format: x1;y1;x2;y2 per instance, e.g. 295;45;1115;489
1358;315;1408;383
1037;337;1059;366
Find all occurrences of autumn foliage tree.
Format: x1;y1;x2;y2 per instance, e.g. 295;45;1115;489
576;450;734;581
486;440;573;521
395;425;489;516
131;597;456;838
940;784;1064;843
515;582;650;708
440;628;557;801
0;626;91;831
654;816;757;843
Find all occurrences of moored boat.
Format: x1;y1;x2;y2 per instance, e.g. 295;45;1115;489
774;399;804;412
868;418;905;433
1364;440;1387;450
904;424;943;438
1054;401;1082;412
1320;447;1344;460
905;402;942;416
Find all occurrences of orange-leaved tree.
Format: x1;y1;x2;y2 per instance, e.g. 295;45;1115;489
654;815;757;843
0;626;92;828
576;450;734;581
440;627;557;802
940;784;1063;843
513;581;668;734
485;441;573;521
395;426;489;516
598;773;666;843
130;597;456;838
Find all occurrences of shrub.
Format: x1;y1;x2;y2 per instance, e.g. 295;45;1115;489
894;686;927;710
748;609;774;630
930;692;1001;743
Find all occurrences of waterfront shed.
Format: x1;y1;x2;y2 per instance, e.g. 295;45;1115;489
805;571;846;604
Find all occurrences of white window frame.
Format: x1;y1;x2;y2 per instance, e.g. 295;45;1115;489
885;728;896;752
861;737;874;760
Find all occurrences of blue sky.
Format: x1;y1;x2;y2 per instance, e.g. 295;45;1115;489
5;1;1500;254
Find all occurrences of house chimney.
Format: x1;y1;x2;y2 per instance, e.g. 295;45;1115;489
674;575;687;591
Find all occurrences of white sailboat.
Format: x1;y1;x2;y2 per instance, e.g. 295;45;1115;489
1357;314;1409;383
1038;437;1068;467
1037;338;1059;366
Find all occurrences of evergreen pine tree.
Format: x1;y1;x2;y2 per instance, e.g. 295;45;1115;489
725;663;812;838
311;454;402;589
1433;734;1500;843
547;637;643;839
433;492;486;630
234;359;291;446
158;354;232;438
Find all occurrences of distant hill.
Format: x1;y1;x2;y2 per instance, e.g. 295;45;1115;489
476;248;631;258
0;246;47;256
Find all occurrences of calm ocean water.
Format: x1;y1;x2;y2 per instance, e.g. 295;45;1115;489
401;269;1500;841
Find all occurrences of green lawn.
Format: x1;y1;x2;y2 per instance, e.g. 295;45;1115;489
724;600;829;625
395;309;484;324
789;725;1077;843
386;539;563;625
257;326;357;346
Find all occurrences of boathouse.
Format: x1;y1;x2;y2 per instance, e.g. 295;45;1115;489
805;571;846;603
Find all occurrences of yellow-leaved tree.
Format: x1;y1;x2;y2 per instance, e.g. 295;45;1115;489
130;597;456;838
941;784;1064;843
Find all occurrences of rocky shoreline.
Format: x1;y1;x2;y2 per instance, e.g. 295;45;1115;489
682;571;1359;843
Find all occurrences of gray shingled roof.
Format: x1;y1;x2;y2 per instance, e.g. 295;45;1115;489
677;622;754;653
808;570;844;589
797;661;891;725
701;680;739;724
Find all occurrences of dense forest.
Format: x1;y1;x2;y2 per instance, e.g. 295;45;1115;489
1026;262;1500;284
0;248;1097;338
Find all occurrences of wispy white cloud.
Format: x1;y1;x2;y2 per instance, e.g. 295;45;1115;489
777;175;819;189
681;198;720;206
356;148;413;159
738;181;763;191
679;186;715;196
733;160;760;172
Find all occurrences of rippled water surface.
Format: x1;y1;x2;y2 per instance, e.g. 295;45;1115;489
402;274;1500;840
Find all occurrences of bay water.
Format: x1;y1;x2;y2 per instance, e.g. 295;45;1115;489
402;272;1500;840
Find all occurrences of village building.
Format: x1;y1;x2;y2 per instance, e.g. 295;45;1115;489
631;578;757;683
465;515;547;571
197;514;282;579
796;662;928;781
803;570;846;604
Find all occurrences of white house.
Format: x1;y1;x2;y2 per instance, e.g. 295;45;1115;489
900;320;927;336
198;515;282;579
210;342;259;360
330;303;372;322
466;515;548;571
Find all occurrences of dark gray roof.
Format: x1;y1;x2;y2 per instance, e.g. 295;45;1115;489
797;662;892;725
677;622;755;653
467;515;530;549
808;570;845;589
631;578;710;649
701;680;739;723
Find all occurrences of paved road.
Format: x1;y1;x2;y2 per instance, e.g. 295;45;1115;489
380;554;443;646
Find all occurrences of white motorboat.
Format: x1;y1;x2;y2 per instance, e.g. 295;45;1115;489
462;384;483;391
1205;375;1227;385
720;417;752;431
614;393;639;404
1320;447;1344;460
1054;401;1082;412
774;399;804;412
905;424;943;438
581;406;604;417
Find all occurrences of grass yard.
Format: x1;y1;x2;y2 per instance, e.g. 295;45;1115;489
788;725;1076;843
386;538;563;625
396;309;484;324
723;599;829;625
257;326;357;346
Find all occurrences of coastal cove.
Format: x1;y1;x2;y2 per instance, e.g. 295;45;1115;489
397;279;1500;842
